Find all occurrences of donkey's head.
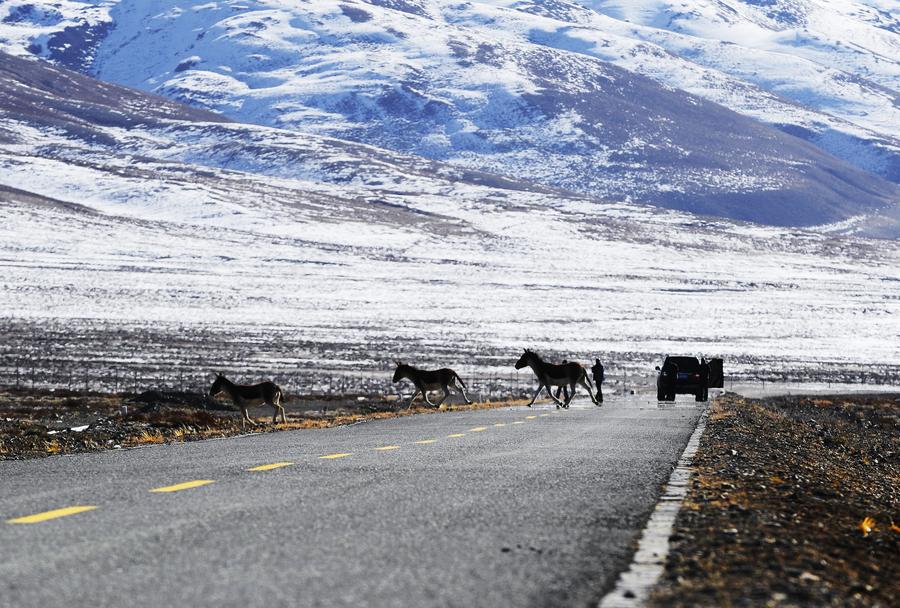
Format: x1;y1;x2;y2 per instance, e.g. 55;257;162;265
392;361;409;383
514;349;535;370
209;373;227;397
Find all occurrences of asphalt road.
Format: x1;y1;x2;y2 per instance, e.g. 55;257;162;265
1;395;703;608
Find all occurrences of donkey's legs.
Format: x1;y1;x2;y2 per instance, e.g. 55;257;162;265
454;379;472;404
422;389;438;407
580;376;598;405
545;384;565;407
271;403;286;424
241;407;256;428
273;394;286;423
526;383;546;407
435;386;450;406
406;389;422;409
563;382;577;408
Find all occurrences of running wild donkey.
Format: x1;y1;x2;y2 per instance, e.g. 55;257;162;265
514;349;598;408
209;374;286;428
392;361;472;409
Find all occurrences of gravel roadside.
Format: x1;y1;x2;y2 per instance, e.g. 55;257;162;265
650;393;899;607
0;388;520;460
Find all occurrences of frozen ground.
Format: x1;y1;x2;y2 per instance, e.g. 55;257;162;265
1;53;898;391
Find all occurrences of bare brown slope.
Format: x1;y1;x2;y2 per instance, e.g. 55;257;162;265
0;51;229;145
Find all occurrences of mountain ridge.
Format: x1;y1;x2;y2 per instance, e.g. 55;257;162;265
1;0;898;231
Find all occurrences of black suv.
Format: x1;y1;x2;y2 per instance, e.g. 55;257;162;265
656;356;723;402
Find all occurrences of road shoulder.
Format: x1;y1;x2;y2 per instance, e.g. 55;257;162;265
649;393;900;607
0;386;525;460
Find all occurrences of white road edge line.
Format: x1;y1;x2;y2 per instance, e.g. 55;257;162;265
597;406;709;608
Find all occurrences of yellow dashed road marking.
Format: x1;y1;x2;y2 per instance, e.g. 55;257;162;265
414;439;436;445
319;453;352;460
247;462;293;472
150;480;215;493
512;421;525;425
539;414;550;417
469;427;487;432
493;423;506;427
7;505;97;524
447;433;466;438
375;445;401;451
525;415;537;420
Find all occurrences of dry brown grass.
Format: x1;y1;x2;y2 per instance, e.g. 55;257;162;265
1;389;531;460
135;430;164;445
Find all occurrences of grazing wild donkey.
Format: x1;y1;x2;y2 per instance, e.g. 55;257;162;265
514;349;598;408
392;361;472;409
209;373;285;428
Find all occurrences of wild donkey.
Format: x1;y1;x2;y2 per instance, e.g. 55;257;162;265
209;373;285;428
392;361;472;409
514;349;598;408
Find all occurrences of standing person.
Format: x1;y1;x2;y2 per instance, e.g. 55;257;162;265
591;358;604;404
699;357;710;401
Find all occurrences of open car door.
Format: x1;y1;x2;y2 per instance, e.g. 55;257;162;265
708;358;724;388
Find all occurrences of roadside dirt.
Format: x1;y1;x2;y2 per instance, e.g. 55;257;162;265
650;393;899;607
0;388;526;460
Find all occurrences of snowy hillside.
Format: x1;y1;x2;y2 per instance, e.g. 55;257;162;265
2;52;899;383
1;0;898;228
568;1;900;177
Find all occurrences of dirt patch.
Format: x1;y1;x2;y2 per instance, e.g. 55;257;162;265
0;388;527;460
650;393;899;607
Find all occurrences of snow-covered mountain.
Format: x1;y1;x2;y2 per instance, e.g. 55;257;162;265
2;51;899;381
567;1;900;178
1;0;898;229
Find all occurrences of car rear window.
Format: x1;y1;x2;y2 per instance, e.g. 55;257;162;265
665;357;700;371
